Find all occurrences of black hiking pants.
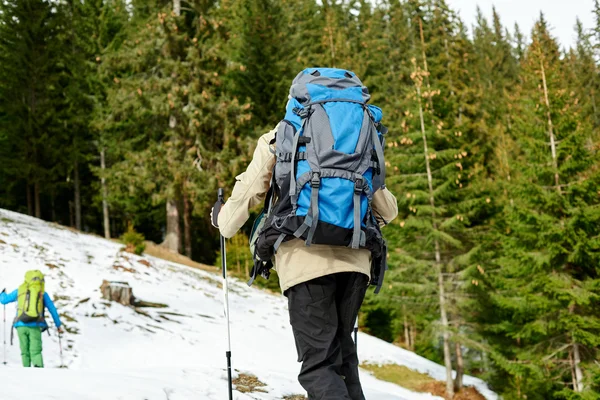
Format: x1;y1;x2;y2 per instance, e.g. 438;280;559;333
285;272;369;400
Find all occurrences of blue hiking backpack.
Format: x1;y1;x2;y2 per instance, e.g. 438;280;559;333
250;68;389;293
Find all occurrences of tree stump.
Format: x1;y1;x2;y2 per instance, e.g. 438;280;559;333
100;280;135;306
99;280;168;308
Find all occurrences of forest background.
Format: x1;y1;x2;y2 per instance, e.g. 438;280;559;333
1;0;599;399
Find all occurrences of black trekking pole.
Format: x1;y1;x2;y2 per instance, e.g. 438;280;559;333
354;316;359;350
213;188;233;400
3;304;6;365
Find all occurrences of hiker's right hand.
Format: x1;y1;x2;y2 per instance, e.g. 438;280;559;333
210;206;220;229
1;288;5;294
57;326;64;334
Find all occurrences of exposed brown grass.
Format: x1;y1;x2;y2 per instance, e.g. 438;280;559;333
232;373;268;393
420;382;486;400
361;363;436;392
112;264;136;273
143;241;217;273
361;363;486;400
282;395;307;400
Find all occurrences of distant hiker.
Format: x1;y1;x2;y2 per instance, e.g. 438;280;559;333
0;270;63;368
213;68;397;399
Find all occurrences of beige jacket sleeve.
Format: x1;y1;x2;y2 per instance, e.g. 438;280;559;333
372;187;398;227
218;127;277;239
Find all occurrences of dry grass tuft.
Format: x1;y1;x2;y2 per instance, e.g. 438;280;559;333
233;373;268;393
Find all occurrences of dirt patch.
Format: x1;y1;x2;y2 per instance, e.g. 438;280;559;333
60;313;78;323
113;264;136;273
46;263;59;269
419;382;486;400
233;373;268;394
283;395;307;400
65;326;80;335
0;239;6;245
1;217;14;223
138;259;152;267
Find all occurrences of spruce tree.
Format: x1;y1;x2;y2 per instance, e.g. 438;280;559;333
0;0;64;218
474;17;600;399
101;0;249;259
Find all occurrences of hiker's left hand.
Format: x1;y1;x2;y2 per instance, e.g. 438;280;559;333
57;326;64;334
1;288;5;294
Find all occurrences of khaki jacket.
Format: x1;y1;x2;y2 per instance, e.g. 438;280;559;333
218;127;398;292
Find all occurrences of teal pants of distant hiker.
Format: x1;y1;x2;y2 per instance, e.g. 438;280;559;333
16;326;44;367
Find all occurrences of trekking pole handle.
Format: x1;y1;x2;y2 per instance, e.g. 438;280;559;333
212;188;225;228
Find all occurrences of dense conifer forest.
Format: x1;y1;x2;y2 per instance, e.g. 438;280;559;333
1;1;599;398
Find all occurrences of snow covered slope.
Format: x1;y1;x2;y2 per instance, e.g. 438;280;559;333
0;209;497;400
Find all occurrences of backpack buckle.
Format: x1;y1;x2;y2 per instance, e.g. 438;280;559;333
293;107;310;119
354;178;363;194
376;122;388;135
310;172;320;188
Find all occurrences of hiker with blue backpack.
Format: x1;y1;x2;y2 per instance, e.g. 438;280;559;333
213;68;398;399
1;270;63;368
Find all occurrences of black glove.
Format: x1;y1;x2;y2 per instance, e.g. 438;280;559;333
1;288;5;294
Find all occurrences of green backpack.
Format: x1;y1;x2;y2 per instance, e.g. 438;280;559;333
16;270;45;323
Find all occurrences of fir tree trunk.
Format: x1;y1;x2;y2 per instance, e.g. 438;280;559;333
437;268;454;398
569;348;578;391
51;195;56;222
415;65;454;399
573;341;584;392
454;341;464;392
592;88;599;127
540;58;560;191
182;190;192;258
325;10;336;67
74;160;82;231
162;198;181;253
69;201;75;228
419;18;434;111
101;147;110;239
173;0;180;16
34;181;41;218
403;305;410;348
26;183;33;216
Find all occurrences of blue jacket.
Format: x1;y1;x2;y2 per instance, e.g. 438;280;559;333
0;290;62;329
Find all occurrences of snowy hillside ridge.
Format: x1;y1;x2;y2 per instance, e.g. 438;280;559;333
0;208;497;400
